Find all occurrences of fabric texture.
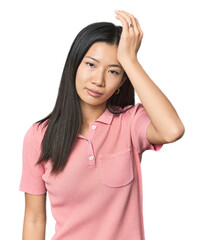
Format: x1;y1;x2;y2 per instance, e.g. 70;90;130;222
19;103;163;240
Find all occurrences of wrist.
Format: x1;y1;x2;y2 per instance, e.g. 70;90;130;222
120;57;140;70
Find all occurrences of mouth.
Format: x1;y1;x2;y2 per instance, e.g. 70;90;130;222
86;88;103;97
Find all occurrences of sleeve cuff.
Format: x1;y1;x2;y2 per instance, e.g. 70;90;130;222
141;118;163;153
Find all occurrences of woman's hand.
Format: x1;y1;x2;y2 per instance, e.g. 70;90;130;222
115;10;143;67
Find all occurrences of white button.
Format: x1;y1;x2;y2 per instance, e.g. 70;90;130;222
92;125;96;129
89;156;94;160
86;140;90;144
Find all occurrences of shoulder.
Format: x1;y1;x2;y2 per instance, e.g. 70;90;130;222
24;121;48;145
120;103;144;118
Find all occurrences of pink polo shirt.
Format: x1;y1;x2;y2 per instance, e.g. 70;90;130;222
19;103;163;240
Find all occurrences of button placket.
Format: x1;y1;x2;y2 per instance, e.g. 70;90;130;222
86;124;97;167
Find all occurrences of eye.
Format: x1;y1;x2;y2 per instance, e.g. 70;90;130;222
85;62;119;75
85;62;95;68
109;70;119;75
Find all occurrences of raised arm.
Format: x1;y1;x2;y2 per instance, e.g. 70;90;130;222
115;10;185;144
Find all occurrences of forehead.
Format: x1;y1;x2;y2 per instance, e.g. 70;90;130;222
85;42;119;63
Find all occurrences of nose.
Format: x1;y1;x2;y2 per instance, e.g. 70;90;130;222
91;68;105;86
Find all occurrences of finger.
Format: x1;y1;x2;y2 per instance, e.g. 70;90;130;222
117;10;143;38
115;10;134;34
121;10;141;36
115;14;129;35
134;17;144;38
115;11;134;33
131;17;140;36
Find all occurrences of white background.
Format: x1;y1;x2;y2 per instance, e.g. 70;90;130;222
0;0;203;239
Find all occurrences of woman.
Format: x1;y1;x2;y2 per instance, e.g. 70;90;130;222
19;10;185;240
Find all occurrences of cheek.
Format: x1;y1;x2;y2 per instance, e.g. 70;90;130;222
75;68;88;87
107;78;122;90
105;82;120;98
75;72;83;95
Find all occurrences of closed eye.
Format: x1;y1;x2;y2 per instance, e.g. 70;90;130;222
85;62;119;75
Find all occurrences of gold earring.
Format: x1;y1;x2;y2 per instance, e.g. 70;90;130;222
115;88;120;94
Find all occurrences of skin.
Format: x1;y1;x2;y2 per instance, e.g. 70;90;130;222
75;42;127;130
21;9;185;240
76;9;185;142
114;10;185;143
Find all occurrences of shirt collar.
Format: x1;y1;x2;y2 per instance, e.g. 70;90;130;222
95;107;114;125
77;107;114;138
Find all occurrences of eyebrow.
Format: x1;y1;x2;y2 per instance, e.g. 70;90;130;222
85;56;123;69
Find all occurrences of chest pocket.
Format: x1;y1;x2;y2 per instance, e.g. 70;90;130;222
98;148;134;188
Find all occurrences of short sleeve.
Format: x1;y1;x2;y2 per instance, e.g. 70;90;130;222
130;103;163;153
19;124;47;195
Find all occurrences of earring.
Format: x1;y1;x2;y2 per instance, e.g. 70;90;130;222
115;88;120;94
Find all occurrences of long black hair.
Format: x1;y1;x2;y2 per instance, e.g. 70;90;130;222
35;22;135;175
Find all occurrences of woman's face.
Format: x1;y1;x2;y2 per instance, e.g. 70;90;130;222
75;42;126;108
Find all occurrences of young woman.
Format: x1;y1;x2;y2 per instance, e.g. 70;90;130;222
19;10;185;240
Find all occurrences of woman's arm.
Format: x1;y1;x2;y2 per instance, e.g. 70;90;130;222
22;193;46;240
123;59;185;143
115;10;185;143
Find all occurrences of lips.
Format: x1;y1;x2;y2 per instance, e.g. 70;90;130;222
87;88;102;95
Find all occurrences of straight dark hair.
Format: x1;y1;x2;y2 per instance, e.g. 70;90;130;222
35;22;135;176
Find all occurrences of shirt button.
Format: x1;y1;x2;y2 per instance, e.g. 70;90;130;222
86;140;90;144
89;156;94;160
92;125;96;130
